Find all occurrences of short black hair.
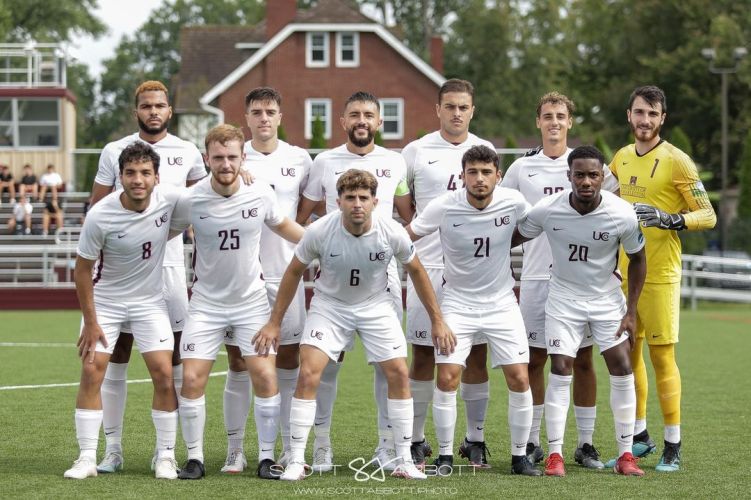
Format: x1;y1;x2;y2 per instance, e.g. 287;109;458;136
628;85;667;113
118;141;160;174
567;145;605;168
344;91;379;111
462;145;499;171
245;86;282;109
439;79;474;104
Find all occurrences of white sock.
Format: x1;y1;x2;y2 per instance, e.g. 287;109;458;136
172;364;183;398
610;374;636;456
313;362;340;449
508;389;533;456
574;405;596;447
545;374;572;456
289;398;316;463
529;404;544;447
152;409;178;460
634;418;647;435
664;425;680;444
387;398;414;464
432;388;457;456
277;367;299;452
101;362;128;453
223;370;250;453
75;408;102;461
410;379;433;443
179;395;206;462
461;381;489;442
374;364;393;450
255;393;281;462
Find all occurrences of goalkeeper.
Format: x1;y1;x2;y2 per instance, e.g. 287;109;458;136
609;85;716;473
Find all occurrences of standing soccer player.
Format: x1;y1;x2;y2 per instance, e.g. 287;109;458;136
65;142;183;480
502;92;618;468
406;145;541;476
609;86;716;471
91;81;207;474
401;79;494;468
258;169;451;481
171;125;304;480
297;91;413;471
514;145;647;477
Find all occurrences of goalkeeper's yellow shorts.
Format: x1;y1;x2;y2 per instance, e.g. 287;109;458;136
622;281;680;345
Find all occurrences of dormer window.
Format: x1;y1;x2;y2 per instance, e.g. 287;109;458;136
336;32;359;67
306;32;329;67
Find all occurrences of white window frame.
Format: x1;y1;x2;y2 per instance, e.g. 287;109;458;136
378;98;404;140
305;98;332;140
306;32;330;68
0;97;61;150
335;32;359;67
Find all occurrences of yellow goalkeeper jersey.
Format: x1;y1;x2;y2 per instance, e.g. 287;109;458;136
610;140;716;283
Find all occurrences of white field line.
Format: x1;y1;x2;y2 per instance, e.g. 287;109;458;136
0;342;77;347
0;370;229;391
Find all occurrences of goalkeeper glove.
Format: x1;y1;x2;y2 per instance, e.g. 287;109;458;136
634;203;685;230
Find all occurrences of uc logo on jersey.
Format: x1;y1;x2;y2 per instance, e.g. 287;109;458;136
242;208;259;218
376;169;391;178
369;251;386;261
592;231;610;241
167;157;183;166
494;216;510;226
281;168;296;177
155;212;169;227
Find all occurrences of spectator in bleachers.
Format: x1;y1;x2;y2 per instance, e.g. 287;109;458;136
38;163;63;202
42;199;63;236
0;164;15;206
18;164;38;200
8;195;32;235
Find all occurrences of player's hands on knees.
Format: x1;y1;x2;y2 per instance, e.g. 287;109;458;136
239;169;255;186
431;319;457;355
252;323;279;357
615;313;637;350
77;323;107;363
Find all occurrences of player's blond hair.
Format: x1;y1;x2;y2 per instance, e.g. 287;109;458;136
134;80;169;106
204;124;245;152
536;91;575;117
336;169;378;197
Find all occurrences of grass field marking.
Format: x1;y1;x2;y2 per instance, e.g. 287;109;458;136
0;370;229;391
0;342;77;347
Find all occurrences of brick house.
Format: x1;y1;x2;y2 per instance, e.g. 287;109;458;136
174;0;446;149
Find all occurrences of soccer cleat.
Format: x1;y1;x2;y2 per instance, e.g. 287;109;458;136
632;429;657;458
280;461;307;481
312;446;333;473
391;461;427;480
614;452;644;476
511;454;543;476
410;440;433;468
373;446;398;471
96;452;124;473
458;438;491;468
544;452;566;476
526;442;544;464
220;449;247;473
433;454;453;475
574;443;605;469
655;441;681;472
177;459;205;480
150;453;157;471
154;457;179;480
257;458;280;480
64;457;98;479
277;449;292;468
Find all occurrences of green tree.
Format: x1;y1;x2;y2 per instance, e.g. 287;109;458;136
502;135;518;171
374;129;384;146
277;124;288;142
670;126;693;157
594;135;613;164
737;129;751;218
0;0;105;42
309;115;327;149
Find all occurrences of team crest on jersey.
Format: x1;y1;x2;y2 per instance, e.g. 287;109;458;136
155;211;169;227
369;251;387;261
629;176;638;185
494;215;511;226
242;207;259;218
592;231;609;241
167;157;183;166
376;169;391;178
310;329;324;340
280;167;296;177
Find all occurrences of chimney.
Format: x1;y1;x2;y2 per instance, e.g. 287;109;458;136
266;0;297;40
429;35;444;74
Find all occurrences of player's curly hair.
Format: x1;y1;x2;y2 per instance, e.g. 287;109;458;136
536;91;575;117
336;169;378;197
204;124;245;152
134;80;169;106
628;85;667;113
245;87;282;109
462;145;500;171
567;145;605;167
118;141;160;174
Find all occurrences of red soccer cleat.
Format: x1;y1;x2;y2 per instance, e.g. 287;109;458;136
544;452;566;476
614;452;644;476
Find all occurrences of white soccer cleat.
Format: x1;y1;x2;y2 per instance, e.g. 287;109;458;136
64;457;98;479
150;452;157;471
220;449;247;473
154;457;179;479
312;446;333;472
278;449;292;468
96;452;124;473
280;461;307;481
391;461;427;480
373;447;398;471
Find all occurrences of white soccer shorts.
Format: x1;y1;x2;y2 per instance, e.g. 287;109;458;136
120;265;188;334
265;279;306;346
84;296;173;354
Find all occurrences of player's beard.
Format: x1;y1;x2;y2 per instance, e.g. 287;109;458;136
137;115;169;136
466;187;489;202
630;120;660;143
348;125;374;148
212;168;240;187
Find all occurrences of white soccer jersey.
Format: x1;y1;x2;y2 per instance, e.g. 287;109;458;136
77;185;183;301
517;190;644;300
172;177;285;309
302;144;408;218
295;211;416;306
410;187;530;307
243;140;312;280
403;131;495;268
502;148;619;280
95;132;206;266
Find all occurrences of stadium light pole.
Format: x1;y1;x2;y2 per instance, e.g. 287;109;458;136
701;46;748;251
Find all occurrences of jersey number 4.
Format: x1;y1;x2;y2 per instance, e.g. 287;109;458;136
219;229;240;250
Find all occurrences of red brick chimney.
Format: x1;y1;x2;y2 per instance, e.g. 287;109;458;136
266;0;297;40
430;35;444;74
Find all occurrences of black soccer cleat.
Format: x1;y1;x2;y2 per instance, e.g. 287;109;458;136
458;438;491;468
177;458;205;480
526;442;544;464
433;454;454;475
632;429;657;458
511;454;542;476
257;458;280;480
410;439;433;467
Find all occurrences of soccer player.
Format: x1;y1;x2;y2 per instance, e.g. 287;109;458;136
171;124;304;480
297;91;413;471
609;85;716;472
258;169;451;481
401;78;495;468
502;92;618;468
90;81;207;474
406;145;541;476
513;145;647;477
64;142;183;480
